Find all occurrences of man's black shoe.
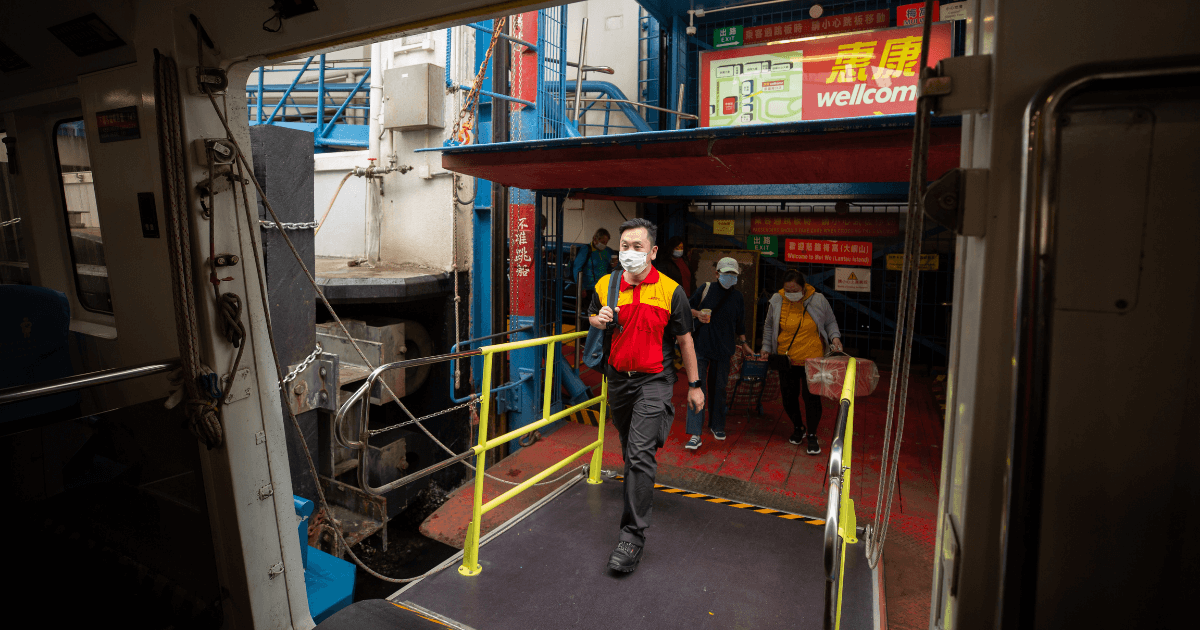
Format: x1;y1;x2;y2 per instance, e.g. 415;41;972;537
607;541;643;573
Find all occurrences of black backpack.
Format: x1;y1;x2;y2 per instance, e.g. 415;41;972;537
582;273;622;369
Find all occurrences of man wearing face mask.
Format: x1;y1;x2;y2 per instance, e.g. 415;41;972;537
683;257;754;450
589;218;704;574
658;236;695;296
572;228;615;324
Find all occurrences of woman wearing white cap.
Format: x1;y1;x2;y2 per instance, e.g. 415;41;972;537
760;270;843;454
683;257;755;450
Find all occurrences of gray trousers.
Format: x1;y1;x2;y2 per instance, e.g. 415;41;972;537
606;369;675;546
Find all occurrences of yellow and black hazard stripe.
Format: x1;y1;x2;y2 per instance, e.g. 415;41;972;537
613;476;826;526
567;408;601;426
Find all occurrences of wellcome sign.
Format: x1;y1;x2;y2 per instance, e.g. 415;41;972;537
700;22;952;127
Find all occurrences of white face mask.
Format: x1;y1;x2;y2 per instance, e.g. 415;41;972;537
785;291;805;302
672;249;684;258
619;250;649;274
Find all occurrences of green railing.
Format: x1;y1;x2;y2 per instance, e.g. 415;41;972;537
459;330;607;576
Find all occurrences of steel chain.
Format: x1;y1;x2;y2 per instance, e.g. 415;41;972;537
260;220;320;230
368;398;477;436
281;344;322;384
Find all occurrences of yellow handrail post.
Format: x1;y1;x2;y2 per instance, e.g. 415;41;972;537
542;341;556;422
459;352;492;576
834;357;858;630
587;376;608;484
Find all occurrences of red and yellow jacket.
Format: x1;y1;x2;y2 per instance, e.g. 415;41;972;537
591;266;692;374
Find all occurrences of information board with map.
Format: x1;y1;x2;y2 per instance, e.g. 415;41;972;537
700;22;952;127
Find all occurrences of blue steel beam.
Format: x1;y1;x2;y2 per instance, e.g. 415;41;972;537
321;69;371;137
264;56;313;125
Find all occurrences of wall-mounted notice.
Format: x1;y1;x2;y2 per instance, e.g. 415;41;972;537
750;213;899;237
885;253;939;271
835;267;871;292
713;219;736;235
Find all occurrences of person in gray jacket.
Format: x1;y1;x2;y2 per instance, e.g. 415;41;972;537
759;270;843;454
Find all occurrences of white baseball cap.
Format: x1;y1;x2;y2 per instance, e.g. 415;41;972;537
716;257;740;274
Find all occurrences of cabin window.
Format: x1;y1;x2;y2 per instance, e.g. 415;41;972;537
53;119;112;314
0;130;28;285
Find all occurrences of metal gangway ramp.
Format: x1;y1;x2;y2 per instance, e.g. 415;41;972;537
320;334;881;630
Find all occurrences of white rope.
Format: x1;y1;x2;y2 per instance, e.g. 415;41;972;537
866;0;937;570
0;217;20;228
259;220;319;230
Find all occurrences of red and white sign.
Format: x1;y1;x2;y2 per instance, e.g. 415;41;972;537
784;239;873;266
751;213;899;237
509;203;537;316
896;1;940;27
701;23;953;126
742;9;891;46
835;267;871;292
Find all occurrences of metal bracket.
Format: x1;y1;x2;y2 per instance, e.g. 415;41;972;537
930;54;992;115
267;561;284;579
923;168;989;237
192;66;229;95
286;354;339;415
258;484;274;500
503;368;535;412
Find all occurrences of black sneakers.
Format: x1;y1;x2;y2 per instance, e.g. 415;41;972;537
807;434;821;455
608;541;643;573
789;427;807;445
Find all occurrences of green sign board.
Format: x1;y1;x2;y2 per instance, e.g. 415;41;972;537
713;25;743;49
749;235;779;257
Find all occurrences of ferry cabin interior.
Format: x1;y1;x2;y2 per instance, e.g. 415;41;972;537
1;1;1197;629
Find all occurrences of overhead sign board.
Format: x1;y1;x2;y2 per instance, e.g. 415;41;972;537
741;9;891;46
748;235;780;257
713;25;743;48
896;1;940;26
784;239;873;266
701;22;953;127
886;253;939;271
750;213;899;237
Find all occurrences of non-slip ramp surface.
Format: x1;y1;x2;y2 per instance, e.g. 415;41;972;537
395;477;877;630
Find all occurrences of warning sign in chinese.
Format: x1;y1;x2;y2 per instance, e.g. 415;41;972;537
749;235;780;257
741;9;891;46
784;239;872;266
896;1;939;27
713;219;736;235
835;267;871;292
750;213;899;237
509;203;537;316
885;253;939;271
701;22;952;126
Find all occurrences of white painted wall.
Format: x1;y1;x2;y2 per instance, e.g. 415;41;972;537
562;199;635;247
565;0;648;135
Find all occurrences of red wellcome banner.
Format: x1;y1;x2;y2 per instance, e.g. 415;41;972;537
751;213;899;237
701;22;953;126
784;239;873;266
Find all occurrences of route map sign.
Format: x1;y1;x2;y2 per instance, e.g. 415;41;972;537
700;22;952;127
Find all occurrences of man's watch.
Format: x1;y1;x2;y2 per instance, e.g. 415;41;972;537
688;379;702;389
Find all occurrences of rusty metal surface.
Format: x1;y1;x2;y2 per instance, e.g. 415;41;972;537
285;353;338;415
317;475;388;555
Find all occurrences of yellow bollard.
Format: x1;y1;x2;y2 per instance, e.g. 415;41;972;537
459;353;492;576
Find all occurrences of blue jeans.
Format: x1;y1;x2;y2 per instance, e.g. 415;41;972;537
686;354;730;436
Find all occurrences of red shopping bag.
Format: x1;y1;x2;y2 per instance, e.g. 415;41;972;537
804;354;880;398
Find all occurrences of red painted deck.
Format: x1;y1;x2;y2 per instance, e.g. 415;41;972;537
421;348;944;630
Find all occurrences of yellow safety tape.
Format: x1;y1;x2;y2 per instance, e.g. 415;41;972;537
612;476;825;526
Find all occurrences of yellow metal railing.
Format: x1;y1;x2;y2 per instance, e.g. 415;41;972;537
459;330;607;576
824;357;859;630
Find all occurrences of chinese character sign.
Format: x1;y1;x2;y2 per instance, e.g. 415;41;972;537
749;235;780;257
897;1;940;27
783;239;873;266
741;9;890;45
713;25;743;49
701;23;952;127
509;203;537;316
750;213;899;237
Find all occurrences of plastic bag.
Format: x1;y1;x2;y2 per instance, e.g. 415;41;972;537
804;355;880;398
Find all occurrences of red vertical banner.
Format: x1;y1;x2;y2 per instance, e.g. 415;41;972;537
509;203;537;316
511;11;539;111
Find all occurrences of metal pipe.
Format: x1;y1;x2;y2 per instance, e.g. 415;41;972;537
256;66;264;124
316;54;326;136
320;69;371;137
264;56;313;124
457;85;536;108
572;18;588;122
575;270;583;368
675;83;686;129
0;360;179;406
573;97;699;119
466;22;537;51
